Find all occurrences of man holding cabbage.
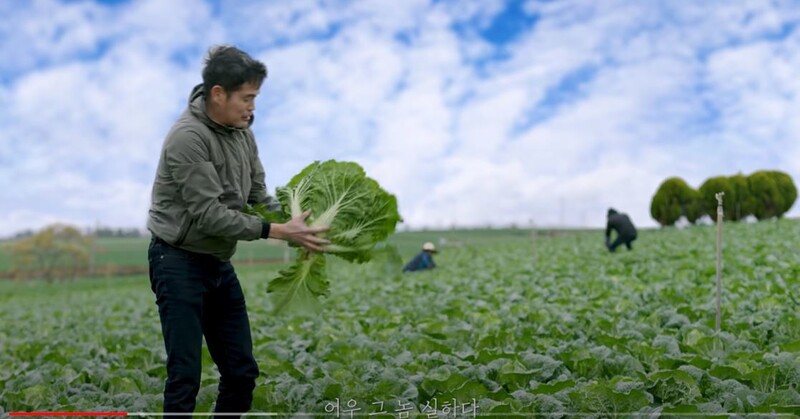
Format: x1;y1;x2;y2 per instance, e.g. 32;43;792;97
146;45;328;417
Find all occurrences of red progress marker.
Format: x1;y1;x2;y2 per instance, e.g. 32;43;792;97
9;413;128;417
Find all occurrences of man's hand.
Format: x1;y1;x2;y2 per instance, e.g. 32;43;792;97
269;210;330;252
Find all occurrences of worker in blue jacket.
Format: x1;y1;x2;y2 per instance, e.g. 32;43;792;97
403;242;438;272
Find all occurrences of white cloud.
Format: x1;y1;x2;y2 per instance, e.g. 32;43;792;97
0;0;105;73
2;0;800;238
0;0;221;237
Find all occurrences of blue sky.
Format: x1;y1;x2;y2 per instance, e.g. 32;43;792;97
2;0;800;238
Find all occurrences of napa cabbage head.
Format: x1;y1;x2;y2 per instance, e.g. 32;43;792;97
248;160;401;313
279;160;400;262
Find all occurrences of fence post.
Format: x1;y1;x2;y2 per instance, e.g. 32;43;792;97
529;218;537;264
88;221;98;276
715;192;725;332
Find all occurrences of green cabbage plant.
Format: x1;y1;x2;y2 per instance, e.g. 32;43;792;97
247;160;400;314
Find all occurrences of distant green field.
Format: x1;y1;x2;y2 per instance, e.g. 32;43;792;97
3;220;800;415
0;228;571;276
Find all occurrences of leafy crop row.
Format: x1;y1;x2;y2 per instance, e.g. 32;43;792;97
1;221;799;417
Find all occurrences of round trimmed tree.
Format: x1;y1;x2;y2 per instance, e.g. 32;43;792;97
771;170;798;216
683;188;704;224
728;173;754;221
650;177;699;226
749;170;797;219
698;176;736;222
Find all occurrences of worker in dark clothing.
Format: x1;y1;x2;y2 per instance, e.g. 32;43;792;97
403;242;437;272
606;208;637;252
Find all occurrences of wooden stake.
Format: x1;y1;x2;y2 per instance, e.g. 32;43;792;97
715;192;724;332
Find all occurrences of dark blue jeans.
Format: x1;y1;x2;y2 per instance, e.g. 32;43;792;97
148;237;259;418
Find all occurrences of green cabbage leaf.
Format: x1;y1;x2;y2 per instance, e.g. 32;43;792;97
247;160;400;314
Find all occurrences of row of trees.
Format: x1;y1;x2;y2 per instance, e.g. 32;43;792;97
9;225;144;240
94;227;144;238
7;224;92;280
650;170;797;226
5;223;150;280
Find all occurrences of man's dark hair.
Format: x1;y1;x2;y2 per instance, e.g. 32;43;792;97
202;45;268;96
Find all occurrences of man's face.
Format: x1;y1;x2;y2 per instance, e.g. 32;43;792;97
212;82;260;128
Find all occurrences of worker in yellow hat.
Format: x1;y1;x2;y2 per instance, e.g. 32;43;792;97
403;242;438;272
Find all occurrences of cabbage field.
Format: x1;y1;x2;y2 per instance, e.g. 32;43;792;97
1;221;800;417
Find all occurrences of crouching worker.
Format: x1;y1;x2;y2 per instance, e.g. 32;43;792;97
403;242;438;272
606;208;637;252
